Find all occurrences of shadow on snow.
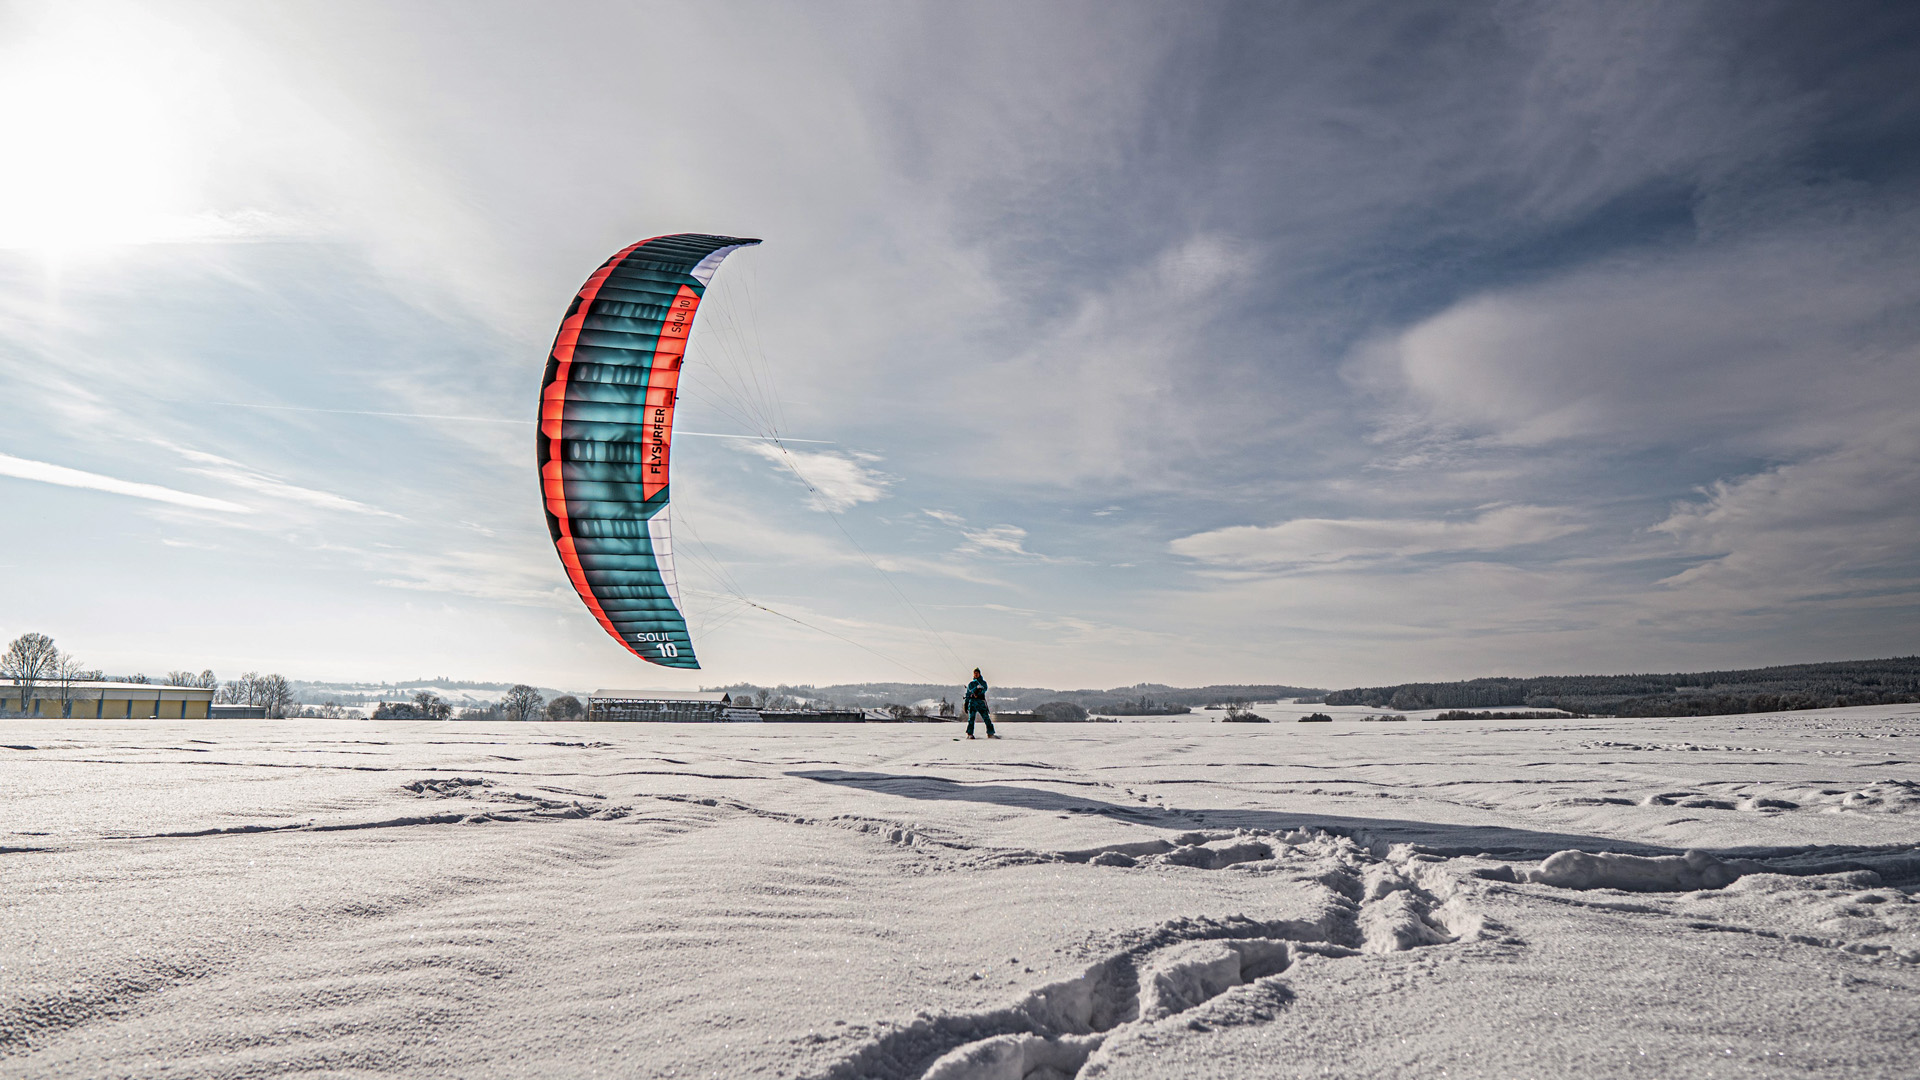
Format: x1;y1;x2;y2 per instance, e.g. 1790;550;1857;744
787;769;1685;858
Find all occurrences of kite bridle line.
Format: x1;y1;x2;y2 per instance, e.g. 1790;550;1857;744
671;475;951;684
673;257;967;675
684;587;944;683
762;435;965;672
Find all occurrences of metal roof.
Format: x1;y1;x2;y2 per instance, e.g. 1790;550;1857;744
7;681;216;695
588;689;731;703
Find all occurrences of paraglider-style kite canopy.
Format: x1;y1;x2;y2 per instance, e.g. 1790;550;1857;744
537;233;760;669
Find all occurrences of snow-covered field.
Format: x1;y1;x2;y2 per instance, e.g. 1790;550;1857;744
5;706;1919;1078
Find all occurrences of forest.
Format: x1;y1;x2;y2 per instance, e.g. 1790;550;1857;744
1322;656;1920;716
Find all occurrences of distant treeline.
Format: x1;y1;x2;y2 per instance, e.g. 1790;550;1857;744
710;681;1322;715
1325;657;1920;717
1430;710;1577;721
288;678;579;708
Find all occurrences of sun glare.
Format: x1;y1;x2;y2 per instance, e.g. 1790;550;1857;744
0;6;204;256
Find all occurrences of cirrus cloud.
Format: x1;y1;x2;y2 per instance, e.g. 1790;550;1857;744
1172;505;1581;571
738;443;894;513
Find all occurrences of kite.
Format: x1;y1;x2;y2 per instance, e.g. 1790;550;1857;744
537;233;760;669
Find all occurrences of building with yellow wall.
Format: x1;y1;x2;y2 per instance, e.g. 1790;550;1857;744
2;681;216;719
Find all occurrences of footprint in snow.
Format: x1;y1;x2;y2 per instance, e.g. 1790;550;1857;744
806;833;1481;1080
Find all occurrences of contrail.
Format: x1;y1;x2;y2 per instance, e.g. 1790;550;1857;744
0;452;251;513
206;401;527;424
200;401;832;442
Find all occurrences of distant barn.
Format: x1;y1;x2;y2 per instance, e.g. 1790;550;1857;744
758;709;868;723
587;689;758;722
3;681;217;719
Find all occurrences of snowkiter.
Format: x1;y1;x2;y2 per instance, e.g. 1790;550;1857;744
964;669;996;739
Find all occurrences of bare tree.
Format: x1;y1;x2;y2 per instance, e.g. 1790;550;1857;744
2;633;60;716
544;694;585;722
257;674;294;719
376;692;448;720
160;668;219;689
290;700;357;719
54;656;98;719
218;673;260;705
411;690;452;720
211;672;291;716
502;684;545;722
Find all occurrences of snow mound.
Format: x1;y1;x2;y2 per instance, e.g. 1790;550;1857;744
402;777;490;797
1161;838;1274;870
1834;780;1920;813
1137;938;1290;1020
1057;830;1282;871
1528;849;1744;892
920;1032;1104;1080
1722;869;1884;894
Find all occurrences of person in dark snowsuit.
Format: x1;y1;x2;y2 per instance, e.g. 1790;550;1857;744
964;668;996;739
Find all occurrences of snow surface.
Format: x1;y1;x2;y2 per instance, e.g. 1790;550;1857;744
4;705;1919;1078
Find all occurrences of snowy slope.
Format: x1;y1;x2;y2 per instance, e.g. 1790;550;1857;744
3;706;1917;1077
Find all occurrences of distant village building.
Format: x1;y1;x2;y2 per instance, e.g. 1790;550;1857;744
3;681;216;719
588;689;755;722
759;709;867;723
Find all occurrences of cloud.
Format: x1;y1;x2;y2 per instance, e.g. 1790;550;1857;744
923;509;1058;561
738;443;893;512
170;447;403;520
371;547;573;608
1651;428;1920;609
957;524;1035;559
1172;505;1580;571
1350;205;1920;453
950;233;1261;488
672;492;1005;587
0;452;250;513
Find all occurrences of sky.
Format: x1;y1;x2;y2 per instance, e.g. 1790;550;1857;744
2;0;1918;693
